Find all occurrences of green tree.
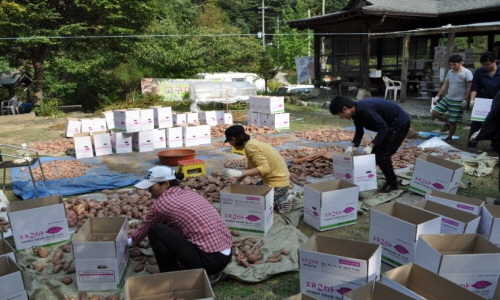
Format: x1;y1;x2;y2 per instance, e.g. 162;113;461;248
0;0;156;105
255;51;279;92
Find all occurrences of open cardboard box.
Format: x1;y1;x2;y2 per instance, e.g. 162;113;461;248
72;217;129;291
479;204;500;247
8;195;70;251
303;179;359;231
409;154;464;195
369;202;441;267
412;200;480;234
0;231;16;263
0;255;28;300
343;280;415;300
425;190;484;215
414;234;500;299
298;235;381;300
381;263;484;300
124;269;214;300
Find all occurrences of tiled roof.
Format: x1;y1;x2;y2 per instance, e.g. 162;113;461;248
350;0;500;15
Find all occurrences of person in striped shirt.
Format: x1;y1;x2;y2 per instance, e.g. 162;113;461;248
431;54;473;143
129;166;233;284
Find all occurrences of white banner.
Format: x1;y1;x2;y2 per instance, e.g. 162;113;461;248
295;56;314;84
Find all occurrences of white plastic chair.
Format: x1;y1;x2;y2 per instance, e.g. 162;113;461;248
382;76;402;100
0;96;19;115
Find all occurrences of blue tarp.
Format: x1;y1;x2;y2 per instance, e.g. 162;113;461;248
11;156;139;200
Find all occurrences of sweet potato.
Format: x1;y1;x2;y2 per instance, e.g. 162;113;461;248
60;276;73;285
134;263;145;272
33;262;44;271
36;247;49;258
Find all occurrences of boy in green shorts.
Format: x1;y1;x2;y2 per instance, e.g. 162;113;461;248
431;55;473;143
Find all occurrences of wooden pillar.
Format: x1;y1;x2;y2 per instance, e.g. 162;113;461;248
361;23;371;90
400;35;410;103
444;31;456;76
314;34;322;86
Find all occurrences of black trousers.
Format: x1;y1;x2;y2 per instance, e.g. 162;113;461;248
467;120;483;149
148;224;232;275
372;120;411;186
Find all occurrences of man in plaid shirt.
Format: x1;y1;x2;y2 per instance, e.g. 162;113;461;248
129;166;232;284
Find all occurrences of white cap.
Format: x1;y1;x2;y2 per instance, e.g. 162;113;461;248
135;166;176;189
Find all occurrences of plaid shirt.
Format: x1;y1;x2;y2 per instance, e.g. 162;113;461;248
131;186;232;253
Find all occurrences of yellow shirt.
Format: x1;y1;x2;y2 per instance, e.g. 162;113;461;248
244;139;290;188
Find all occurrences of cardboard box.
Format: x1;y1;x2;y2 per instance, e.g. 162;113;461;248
0;233;16;263
181;125;199;147
303;180;359;231
113;110;141;133
381;263;484;300
409;154;464;195
283;294;316;300
152;128;167;149
173;113;187;126
102;111;115;130
332;154;377;192
414;234;500;299
425;190;484;215
124;269;214;300
369;202;441;267
298;235;381;300
73;217;129;291
186;112;199;125
412;200;480;234
264;113;290;130
199;110;217;126
479;204;500;247
73;132;94;159
471;97;493;121
215;111;233;124
132;130;155;152
166;127;183;148
220;184;274;210
65;117;82;137
220;185;274;234
80;118;95;133
8;195;70;251
92;118;107;132
249;96;285;114
0;256;28;300
248;111;261;126
343;280;414;300
197;124;211;145
111;131;133;154
149;106;173;129
92;131;113;156
139;108;155;131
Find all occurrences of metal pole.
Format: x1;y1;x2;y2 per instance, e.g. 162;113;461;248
261;0;265;50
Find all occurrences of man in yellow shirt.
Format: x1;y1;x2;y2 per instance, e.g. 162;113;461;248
222;125;291;213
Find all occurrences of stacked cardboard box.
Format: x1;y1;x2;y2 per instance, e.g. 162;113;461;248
219;185;274;234
298;235;381;300
247;96;289;129
72;217;129;291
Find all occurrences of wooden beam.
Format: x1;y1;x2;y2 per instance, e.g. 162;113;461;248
400;35;410;103
314;35;321;86
444;31;456;76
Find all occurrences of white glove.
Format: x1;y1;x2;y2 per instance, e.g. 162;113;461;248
470;130;480;143
345;146;355;155
363;146;373;154
461;99;468;109
127;237;133;247
432;96;440;105
469;99;475;109
222;169;243;178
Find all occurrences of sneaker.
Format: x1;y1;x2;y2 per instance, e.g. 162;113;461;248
494;198;500;205
440;124;450;132
377;183;398;194
208;272;226;285
277;199;292;214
